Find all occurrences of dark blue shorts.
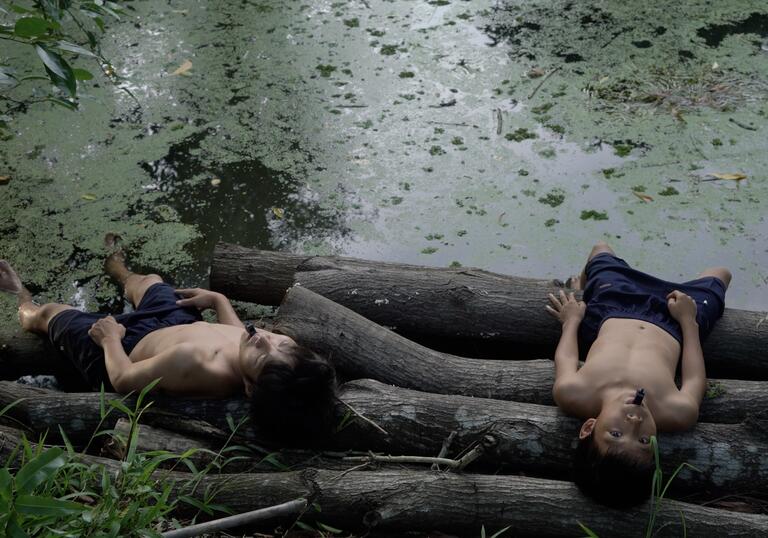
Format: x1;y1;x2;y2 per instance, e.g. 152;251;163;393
48;283;203;391
578;253;726;349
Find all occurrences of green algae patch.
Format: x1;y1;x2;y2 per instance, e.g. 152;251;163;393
421;247;439;254
581;210;609;221
505;128;538;142
539;189;566;208
399;71;415;78
344;18;360;28
659;186;680;196
316;64;337;77
429;145;446;156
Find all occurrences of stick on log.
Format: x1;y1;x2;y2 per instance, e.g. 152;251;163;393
211;244;768;378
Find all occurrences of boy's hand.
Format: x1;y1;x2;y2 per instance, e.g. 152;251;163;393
89;316;126;347
546;290;586;326
175;288;223;310
667;290;697;323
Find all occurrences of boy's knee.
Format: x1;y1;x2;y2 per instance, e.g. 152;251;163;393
589;241;614;260
704;267;732;288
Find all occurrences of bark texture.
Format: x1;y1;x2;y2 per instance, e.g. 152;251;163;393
2;426;764;538
3;380;766;497
276;286;768;424
331;379;768;497
211;244;768;378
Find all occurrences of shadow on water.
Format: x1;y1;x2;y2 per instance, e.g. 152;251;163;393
136;131;347;284
697;12;768;47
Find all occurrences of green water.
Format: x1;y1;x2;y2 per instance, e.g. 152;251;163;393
1;0;767;322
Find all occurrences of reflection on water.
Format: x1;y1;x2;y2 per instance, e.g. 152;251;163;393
136;130;347;282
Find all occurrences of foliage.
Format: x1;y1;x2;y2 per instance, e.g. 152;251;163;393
578;435;698;538
0;379;262;536
0;0;129;137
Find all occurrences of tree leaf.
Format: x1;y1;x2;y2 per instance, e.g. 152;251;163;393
36;45;77;97
13;17;50;38
46;97;78;111
632;191;654;203
0;67;15;87
710;172;746;181
55;40;97;58
73;68;94;81
15;495;86;516
15;447;66;494
171;60;192;75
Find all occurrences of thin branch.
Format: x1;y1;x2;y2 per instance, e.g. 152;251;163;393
344;453;462;468
432;430;457;471
339;399;389;435
528;66;562;100
160;498;307;538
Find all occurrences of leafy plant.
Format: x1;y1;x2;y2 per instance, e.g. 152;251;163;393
0;0;131;137
0;379;246;536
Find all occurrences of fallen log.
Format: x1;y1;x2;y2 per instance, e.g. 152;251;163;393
211;244;768;378
3;380;766;498
275;286;768;424
330;379;768;497
3;425;764;538
0;324;86;387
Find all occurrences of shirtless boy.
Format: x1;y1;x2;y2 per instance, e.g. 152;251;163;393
0;235;336;440
545;241;730;508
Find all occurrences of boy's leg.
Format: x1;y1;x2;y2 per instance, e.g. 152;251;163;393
697;267;732;289
103;233;164;308
0;260;74;334
567;241;615;290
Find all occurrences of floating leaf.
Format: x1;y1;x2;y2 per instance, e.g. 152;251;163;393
527;67;546;78
710;172;746;181
632;191;654;203
210;178;221;186
0;175;10;185
171;60;192;76
81;193;97;201
272;207;284;219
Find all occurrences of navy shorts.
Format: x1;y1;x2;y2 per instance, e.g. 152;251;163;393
48;283;203;391
578;253;726;349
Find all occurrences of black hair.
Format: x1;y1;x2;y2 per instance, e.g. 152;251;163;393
249;345;337;445
573;432;655;509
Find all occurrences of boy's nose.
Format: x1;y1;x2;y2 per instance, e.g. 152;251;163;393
626;413;643;423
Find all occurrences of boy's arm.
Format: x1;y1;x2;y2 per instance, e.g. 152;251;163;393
666;290;705;429
176;288;245;328
89;317;200;393
546;291;586;409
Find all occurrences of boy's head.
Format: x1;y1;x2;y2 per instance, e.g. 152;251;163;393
239;329;337;443
573;393;657;508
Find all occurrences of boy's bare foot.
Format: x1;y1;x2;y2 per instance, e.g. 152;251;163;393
0;260;33;304
104;233;131;282
565;273;584;290
0;260;22;294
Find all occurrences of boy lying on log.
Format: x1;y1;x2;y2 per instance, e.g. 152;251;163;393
545;241;731;508
0;234;336;442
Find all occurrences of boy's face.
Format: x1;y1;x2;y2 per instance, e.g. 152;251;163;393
239;328;297;396
579;392;657;461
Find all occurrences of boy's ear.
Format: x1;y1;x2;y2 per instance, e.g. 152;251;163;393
579;418;597;439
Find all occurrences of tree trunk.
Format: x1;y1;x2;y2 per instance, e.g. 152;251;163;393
331;379;768;498
276;286;768;424
0;324;85;387
2;426;764;537
211;244;768;379
3;380;766;498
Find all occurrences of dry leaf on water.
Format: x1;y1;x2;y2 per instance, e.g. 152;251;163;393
210;178;221;186
710;172;746;181
527;67;546;78
82;193;97;201
632;191;654;203
172;60;193;76
272;207;284;219
0;175;10;185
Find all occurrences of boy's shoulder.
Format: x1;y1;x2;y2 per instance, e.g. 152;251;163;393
553;373;599;418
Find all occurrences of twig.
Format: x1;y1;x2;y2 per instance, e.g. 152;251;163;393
527;66;561;100
328;461;372;482
426;120;470;127
344;453;461;468
432;430;457;470
339;399;389;435
454;445;485;471
495;109;502;135
729;117;757;131
600;27;628;49
689;134;708;161
334;104;368;108
161;498;306;538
